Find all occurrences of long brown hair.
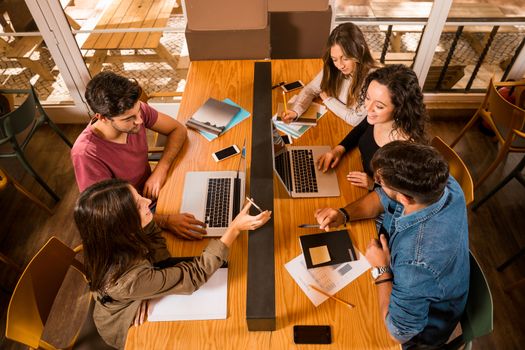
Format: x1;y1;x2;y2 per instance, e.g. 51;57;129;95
74;179;155;291
321;22;378;107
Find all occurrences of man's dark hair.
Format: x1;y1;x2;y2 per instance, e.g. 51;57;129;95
371;141;449;204
85;71;141;119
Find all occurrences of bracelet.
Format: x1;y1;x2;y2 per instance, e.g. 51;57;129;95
375;278;393;285
338;207;350;225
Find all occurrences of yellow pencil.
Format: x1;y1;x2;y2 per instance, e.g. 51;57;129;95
282;91;288;114
309;284;355;309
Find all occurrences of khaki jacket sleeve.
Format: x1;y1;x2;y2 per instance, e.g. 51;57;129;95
111;239;229;300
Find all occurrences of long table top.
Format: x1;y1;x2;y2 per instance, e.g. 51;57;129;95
82;0;176;50
125;59;398;349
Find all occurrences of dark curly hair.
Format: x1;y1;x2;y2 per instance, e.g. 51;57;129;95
371;141;449;204
321;22;379;107
359;64;429;144
85;71;141;119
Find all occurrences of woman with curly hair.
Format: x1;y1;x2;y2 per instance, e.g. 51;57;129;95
281;22;379;126
316;64;429;190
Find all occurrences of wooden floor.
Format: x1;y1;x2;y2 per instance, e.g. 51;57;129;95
0;120;524;349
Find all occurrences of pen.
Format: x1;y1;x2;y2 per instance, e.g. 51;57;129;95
246;197;263;213
298;224;321;228
282;91;288;114
309;284;355;309
272;81;286;89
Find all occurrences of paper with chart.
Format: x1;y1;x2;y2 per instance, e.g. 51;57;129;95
285;250;371;306
147;268;228;321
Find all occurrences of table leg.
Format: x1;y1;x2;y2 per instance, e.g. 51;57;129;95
18;57;54;81
155;43;178;70
88;49;107;76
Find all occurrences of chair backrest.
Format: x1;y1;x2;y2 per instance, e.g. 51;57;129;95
485;79;525;149
461;251;494;343
431;136;474;206
0;89;37;138
6;237;85;349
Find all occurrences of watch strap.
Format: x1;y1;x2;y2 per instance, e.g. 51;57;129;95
338;207;349;225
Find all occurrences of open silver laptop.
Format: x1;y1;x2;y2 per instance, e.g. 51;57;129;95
180;152;246;237
273;144;340;198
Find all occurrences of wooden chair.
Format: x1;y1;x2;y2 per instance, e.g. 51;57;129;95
431;136;474;206
446;252;493;350
6;237;91;349
472;146;525;211
0;167;53;214
0;86;73;201
5;237;90;349
450;78;525;189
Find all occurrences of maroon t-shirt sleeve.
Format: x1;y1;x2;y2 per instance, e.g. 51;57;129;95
140;102;159;129
72;150;112;192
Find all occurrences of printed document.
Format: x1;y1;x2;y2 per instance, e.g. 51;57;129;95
285;250;370;306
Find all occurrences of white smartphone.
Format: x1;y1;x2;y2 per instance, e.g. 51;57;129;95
212;144;240;162
281;80;305;93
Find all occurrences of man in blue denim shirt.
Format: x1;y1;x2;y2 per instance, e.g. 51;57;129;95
315;141;469;349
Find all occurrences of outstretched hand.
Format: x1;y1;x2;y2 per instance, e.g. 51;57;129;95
221;201;272;247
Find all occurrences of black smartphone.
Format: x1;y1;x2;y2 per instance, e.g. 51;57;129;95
293;325;332;344
281;134;293;145
281;80;305;93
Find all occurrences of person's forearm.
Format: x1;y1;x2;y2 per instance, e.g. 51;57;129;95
375;273;393;321
154;125;187;174
220;226;240;248
344;191;383;222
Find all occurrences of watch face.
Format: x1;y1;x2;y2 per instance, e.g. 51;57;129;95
371;267;379;279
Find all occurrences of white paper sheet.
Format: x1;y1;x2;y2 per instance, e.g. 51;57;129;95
147;268;228;321
285;251;371;306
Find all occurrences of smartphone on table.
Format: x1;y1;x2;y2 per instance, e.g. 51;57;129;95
281;80;305;93
212;144;240;162
293;325;332;344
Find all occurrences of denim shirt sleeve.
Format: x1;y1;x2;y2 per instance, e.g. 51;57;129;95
374;186;392;211
386;263;442;343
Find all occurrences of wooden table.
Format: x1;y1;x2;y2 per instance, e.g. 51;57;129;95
125;59;398;349
81;0;178;75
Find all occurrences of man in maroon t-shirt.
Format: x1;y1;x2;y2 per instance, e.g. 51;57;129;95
71;71;206;239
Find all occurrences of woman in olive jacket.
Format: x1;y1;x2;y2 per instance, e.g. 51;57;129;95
74;178;271;349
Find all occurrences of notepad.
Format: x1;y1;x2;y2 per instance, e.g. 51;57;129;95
147;268;228;321
299;230;357;269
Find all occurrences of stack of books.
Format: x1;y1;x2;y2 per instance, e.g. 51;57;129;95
186;97;241;136
272;100;327;139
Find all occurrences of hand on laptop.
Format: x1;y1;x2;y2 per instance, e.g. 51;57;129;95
220;202;272;247
316;145;345;172
314;207;345;232
155;213;207;240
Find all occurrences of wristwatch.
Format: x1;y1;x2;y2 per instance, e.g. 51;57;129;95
371;266;392;280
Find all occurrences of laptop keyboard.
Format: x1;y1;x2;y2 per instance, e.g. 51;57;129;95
205;178;231;228
291;149;318;193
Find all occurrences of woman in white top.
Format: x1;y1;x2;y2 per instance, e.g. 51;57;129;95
282;22;379;126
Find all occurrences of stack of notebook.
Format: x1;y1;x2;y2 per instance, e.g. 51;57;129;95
186;97;241;136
